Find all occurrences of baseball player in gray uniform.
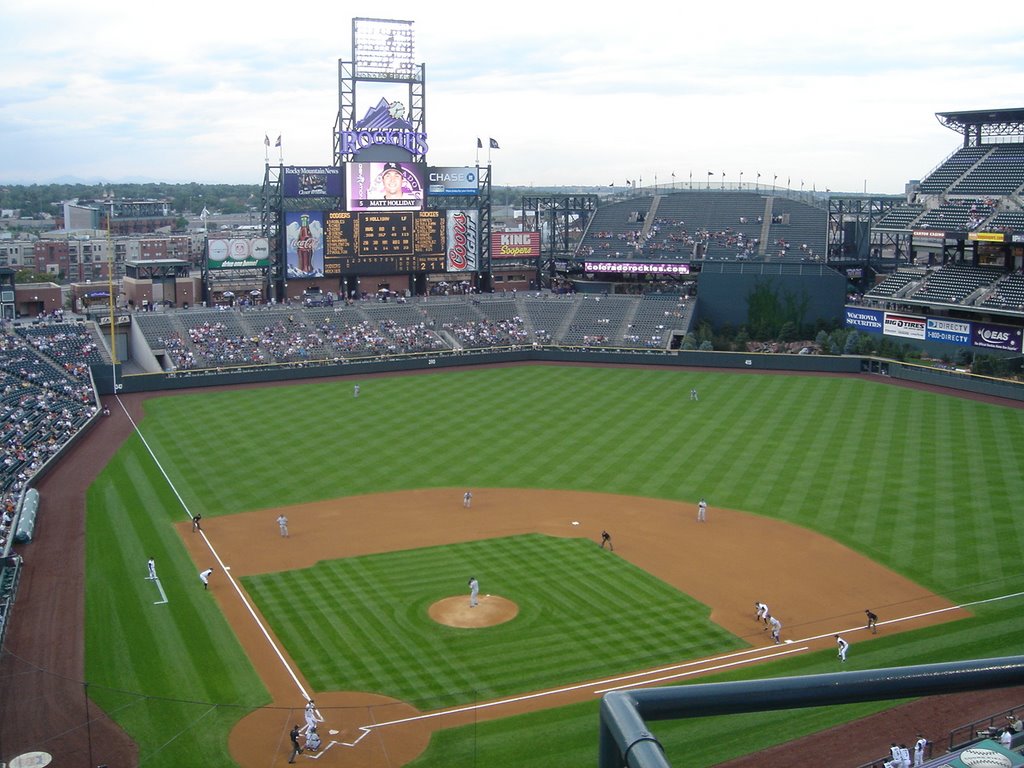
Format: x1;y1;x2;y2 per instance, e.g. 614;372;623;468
468;576;479;607
767;614;782;644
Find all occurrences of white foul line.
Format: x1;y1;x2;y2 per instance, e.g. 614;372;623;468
117;396;312;703
336;589;1024;747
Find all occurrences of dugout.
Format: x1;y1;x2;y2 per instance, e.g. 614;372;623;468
696;262;847;331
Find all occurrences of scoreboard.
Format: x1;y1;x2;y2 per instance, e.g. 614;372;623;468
324;210;446;275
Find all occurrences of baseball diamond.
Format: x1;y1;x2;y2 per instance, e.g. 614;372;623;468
4;363;1024;768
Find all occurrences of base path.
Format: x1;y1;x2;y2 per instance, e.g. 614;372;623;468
176;488;967;768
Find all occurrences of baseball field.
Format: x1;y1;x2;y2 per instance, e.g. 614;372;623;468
76;363;1024;767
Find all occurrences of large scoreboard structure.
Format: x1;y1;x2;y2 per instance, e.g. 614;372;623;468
254;17;495;302
324;210;446;274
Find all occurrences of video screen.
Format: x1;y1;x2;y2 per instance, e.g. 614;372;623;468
346;161;425;212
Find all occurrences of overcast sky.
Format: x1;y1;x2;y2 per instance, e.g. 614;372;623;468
3;0;1022;194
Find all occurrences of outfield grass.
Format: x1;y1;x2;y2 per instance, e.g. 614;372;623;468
82;365;1024;766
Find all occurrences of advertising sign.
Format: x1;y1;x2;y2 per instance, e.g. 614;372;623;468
584;261;691;275
926;317;971;345
282;166;342;198
446;210;479;272
207;237;271;270
971;321;1023;352
284;212;324;278
883;312;926;340
491;232;541;260
844;307;884;334
428;167;478;196
346;161;425;211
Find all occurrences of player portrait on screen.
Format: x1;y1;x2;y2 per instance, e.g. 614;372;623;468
348;162;424;211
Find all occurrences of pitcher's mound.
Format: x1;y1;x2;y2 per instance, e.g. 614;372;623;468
429;595;518;628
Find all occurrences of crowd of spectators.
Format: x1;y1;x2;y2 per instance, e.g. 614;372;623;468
0;327;99;548
442;317;530;348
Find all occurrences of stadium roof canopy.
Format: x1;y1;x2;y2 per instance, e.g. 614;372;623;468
936;108;1024;145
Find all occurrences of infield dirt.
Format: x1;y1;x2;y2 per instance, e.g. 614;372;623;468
177;487;970;768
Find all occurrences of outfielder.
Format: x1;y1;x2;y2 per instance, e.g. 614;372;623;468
146;557;157;580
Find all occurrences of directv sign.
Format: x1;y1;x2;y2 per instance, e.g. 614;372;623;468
428;167;478;196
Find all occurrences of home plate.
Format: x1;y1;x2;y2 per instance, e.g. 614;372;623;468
571;521;580;526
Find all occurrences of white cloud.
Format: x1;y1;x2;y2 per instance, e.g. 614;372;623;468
1;0;1022;192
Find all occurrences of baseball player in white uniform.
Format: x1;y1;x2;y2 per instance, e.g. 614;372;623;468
463;491;473;508
767;615;782;644
697;498;707;522
468;576;479;607
755;601;769;624
304;699;323;732
913;735;927;766
884;743;901;768
199;567;213;589
146;557;157;580
835;634;849;662
899;743;911;768
277;514;289;537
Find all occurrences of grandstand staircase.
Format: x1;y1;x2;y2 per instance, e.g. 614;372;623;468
618;300;643;344
642;196;663;240
758;198;774;257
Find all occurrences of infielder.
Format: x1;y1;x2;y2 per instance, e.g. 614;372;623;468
463;490;473;508
468;576;479;607
767;614;782;644
277;514;289;537
697;498;708;522
835;634;849;662
755;601;769;624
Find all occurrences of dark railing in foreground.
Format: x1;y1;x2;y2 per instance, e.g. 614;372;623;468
948;703;1024;752
598;656;1024;768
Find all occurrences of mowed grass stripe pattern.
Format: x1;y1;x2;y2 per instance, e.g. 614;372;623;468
137;366;1024;598
85;365;1024;767
242;535;741;710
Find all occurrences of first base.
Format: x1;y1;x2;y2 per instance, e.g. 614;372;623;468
784;639;793;644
